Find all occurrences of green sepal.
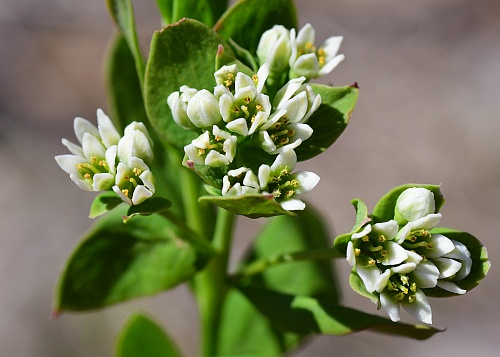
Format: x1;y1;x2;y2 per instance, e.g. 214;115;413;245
239;287;442;339
106;0;145;84
115;313;182;357
214;0;297;55
198;194;295;218
89;191;124;219
105;34;148;131
371;183;445;224
333;198;371;256
123;197;172;223
53;208;207;312
296;84;359;161
186;161;229;189
144;18;234;149
423;228;490;298
349;269;379;304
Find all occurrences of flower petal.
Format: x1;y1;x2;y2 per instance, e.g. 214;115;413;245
96;109;121;147
401;289;432;324
380;292;401;322
357;265;381;293
436;281;466;294
280;198;305;211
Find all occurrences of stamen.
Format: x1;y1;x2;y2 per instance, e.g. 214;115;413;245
354;248;361;256
132;167;142;176
379;235;386;242
285;190;295;198
129;178;138;188
198;148;205;156
241;105;250;118
122;188;129;197
368;258;376;266
90;156;97;164
244;97;251;104
84;173;91;179
255;104;263;111
252;74;258;84
408;294;416;303
362;236;370;242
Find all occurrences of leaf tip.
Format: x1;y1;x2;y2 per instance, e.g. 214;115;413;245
351;82;359;89
50;309;60;321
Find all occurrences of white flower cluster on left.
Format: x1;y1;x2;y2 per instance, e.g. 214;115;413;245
55;109;155;205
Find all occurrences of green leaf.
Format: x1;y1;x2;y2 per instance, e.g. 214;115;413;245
423;228;490;298
105;34;148;131
89;191;123;219
240;287;442;340
54;208;207;312
218;288;299;357
171;0;229;27
106;0;145;85
214;0;297;55
296;84;359;161
371;183;445;223
144;18;233;149
333;198;370;256
155;0;173;24
116;313;182;357
243;206;340;301
123;197;172;223
215;44;254;77
198;194;295;218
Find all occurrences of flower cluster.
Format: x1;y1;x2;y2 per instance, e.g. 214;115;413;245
167;63;321;211
55;109;155;205
345;188;472;324
257;23;344;81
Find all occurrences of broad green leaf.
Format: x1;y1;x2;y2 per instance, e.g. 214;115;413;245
198;194;295;218
144;18;234;149
218;288;300;357
243;206;340;301
214;0;297;55
106;0;145;85
296;84;359;161
116;313;182;357
240;287;442;340
89;191;123;219
171;0;229;27
123;197;172;222
105;34;148;131
54;208;207;312
371;183;445;223
423;228;490;298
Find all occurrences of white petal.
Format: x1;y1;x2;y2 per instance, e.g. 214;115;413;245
271;147;297;173
382;241;408;266
105;145;117;175
115;162;129;183
113;185;132;205
352;224;372;240
139;170;155;193
82;132;106;160
290;53;319;79
235;72;255;94
119;129;154;166
92;173;115;191
279;91;308;123
223;136;237;163
192;131;211;149
412;261;439;288
184;144;204;165
317;54;344;77
255;63;269;93
401;289;432;324
69;174;94;191
187;90;222;128
405;250;423;264
74;117;99;144
228;167;250;177
258;165;271;189
293;171;320;195
221;175;231;196
288;123;313;142
375;269;391;293
432;258;462;279
444;240;472;280
226;118;249;136
131;185;153;205
392;262;417;274
219;94;234;122
436;281;466;294
346;241;356;266
273;77;306;109
96;109;121;147
357;266;381;293
412;213;442;230
248;111;268;135
322;36;343;59
372;220;399;240
425;233;455;258
259;131;276;153
395;187;436;223
296;23;315;48
280;199;305;211
380;292;401;322
61;139;84;156
243;170;260;190
55;154;85;176
205;151;229;167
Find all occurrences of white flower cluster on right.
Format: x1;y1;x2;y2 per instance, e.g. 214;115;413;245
167;63;321;211
346;188;472;324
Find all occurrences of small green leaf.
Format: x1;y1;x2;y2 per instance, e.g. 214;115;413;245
123;197;172;222
89;191;123;219
371;183;445;223
105;34;148;131
218;289;299;357
171;0;229;27
116;313;182;357
333;198;370;255
106;0;145;85
144;18;234;148
296;84;359;161
424;228;490;298
54;208;207;312
198;194;295;218
240;287;442;340
214;0;297;55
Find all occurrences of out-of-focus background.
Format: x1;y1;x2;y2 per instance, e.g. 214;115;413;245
1;0;499;356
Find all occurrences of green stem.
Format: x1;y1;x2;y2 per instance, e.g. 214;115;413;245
232;248;343;281
195;208;235;357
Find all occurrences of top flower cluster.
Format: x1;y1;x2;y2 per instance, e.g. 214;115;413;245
55;110;155;205
344;187;472;324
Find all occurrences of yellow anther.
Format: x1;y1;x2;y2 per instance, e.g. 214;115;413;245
122;189;129;196
290;179;299;187
280;137;289;144
362;236;370;242
198;149;205;156
426;243;434;250
395;292;405;301
285;190;295;198
99;160;107;167
380;250;388;257
410;283;417;292
354;248;361;256
287;129;295;137
256;104;263;111
272;189;281;198
132;167;142;176
400;275;409;285
318;56;325;65
84;173;91;179
252;74;258;83
379;235;386;242
90;156;97;164
280;169;288;176
408;295;416;303
225;79;233;87
305;42;314;50
317;48;325;56
215;135;222;141
251;115;256;123
368;258;376;266
233;106;240;113
244;97;251;104
77;164;84;170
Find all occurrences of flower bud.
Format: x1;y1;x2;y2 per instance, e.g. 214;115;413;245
186;89;222;128
395;187;436;224
257;25;292;74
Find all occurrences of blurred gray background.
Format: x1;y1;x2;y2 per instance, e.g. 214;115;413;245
1;0;499;356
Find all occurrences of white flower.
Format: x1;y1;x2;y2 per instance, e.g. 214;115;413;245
184;126;237;167
112;157;155;205
395;187;436;223
167;86;198;130
186;89;223;128
221;148;320;211
55;109;119;192
257;25;292;74
289;23;344;79
118;121;154;167
380;288;432;324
